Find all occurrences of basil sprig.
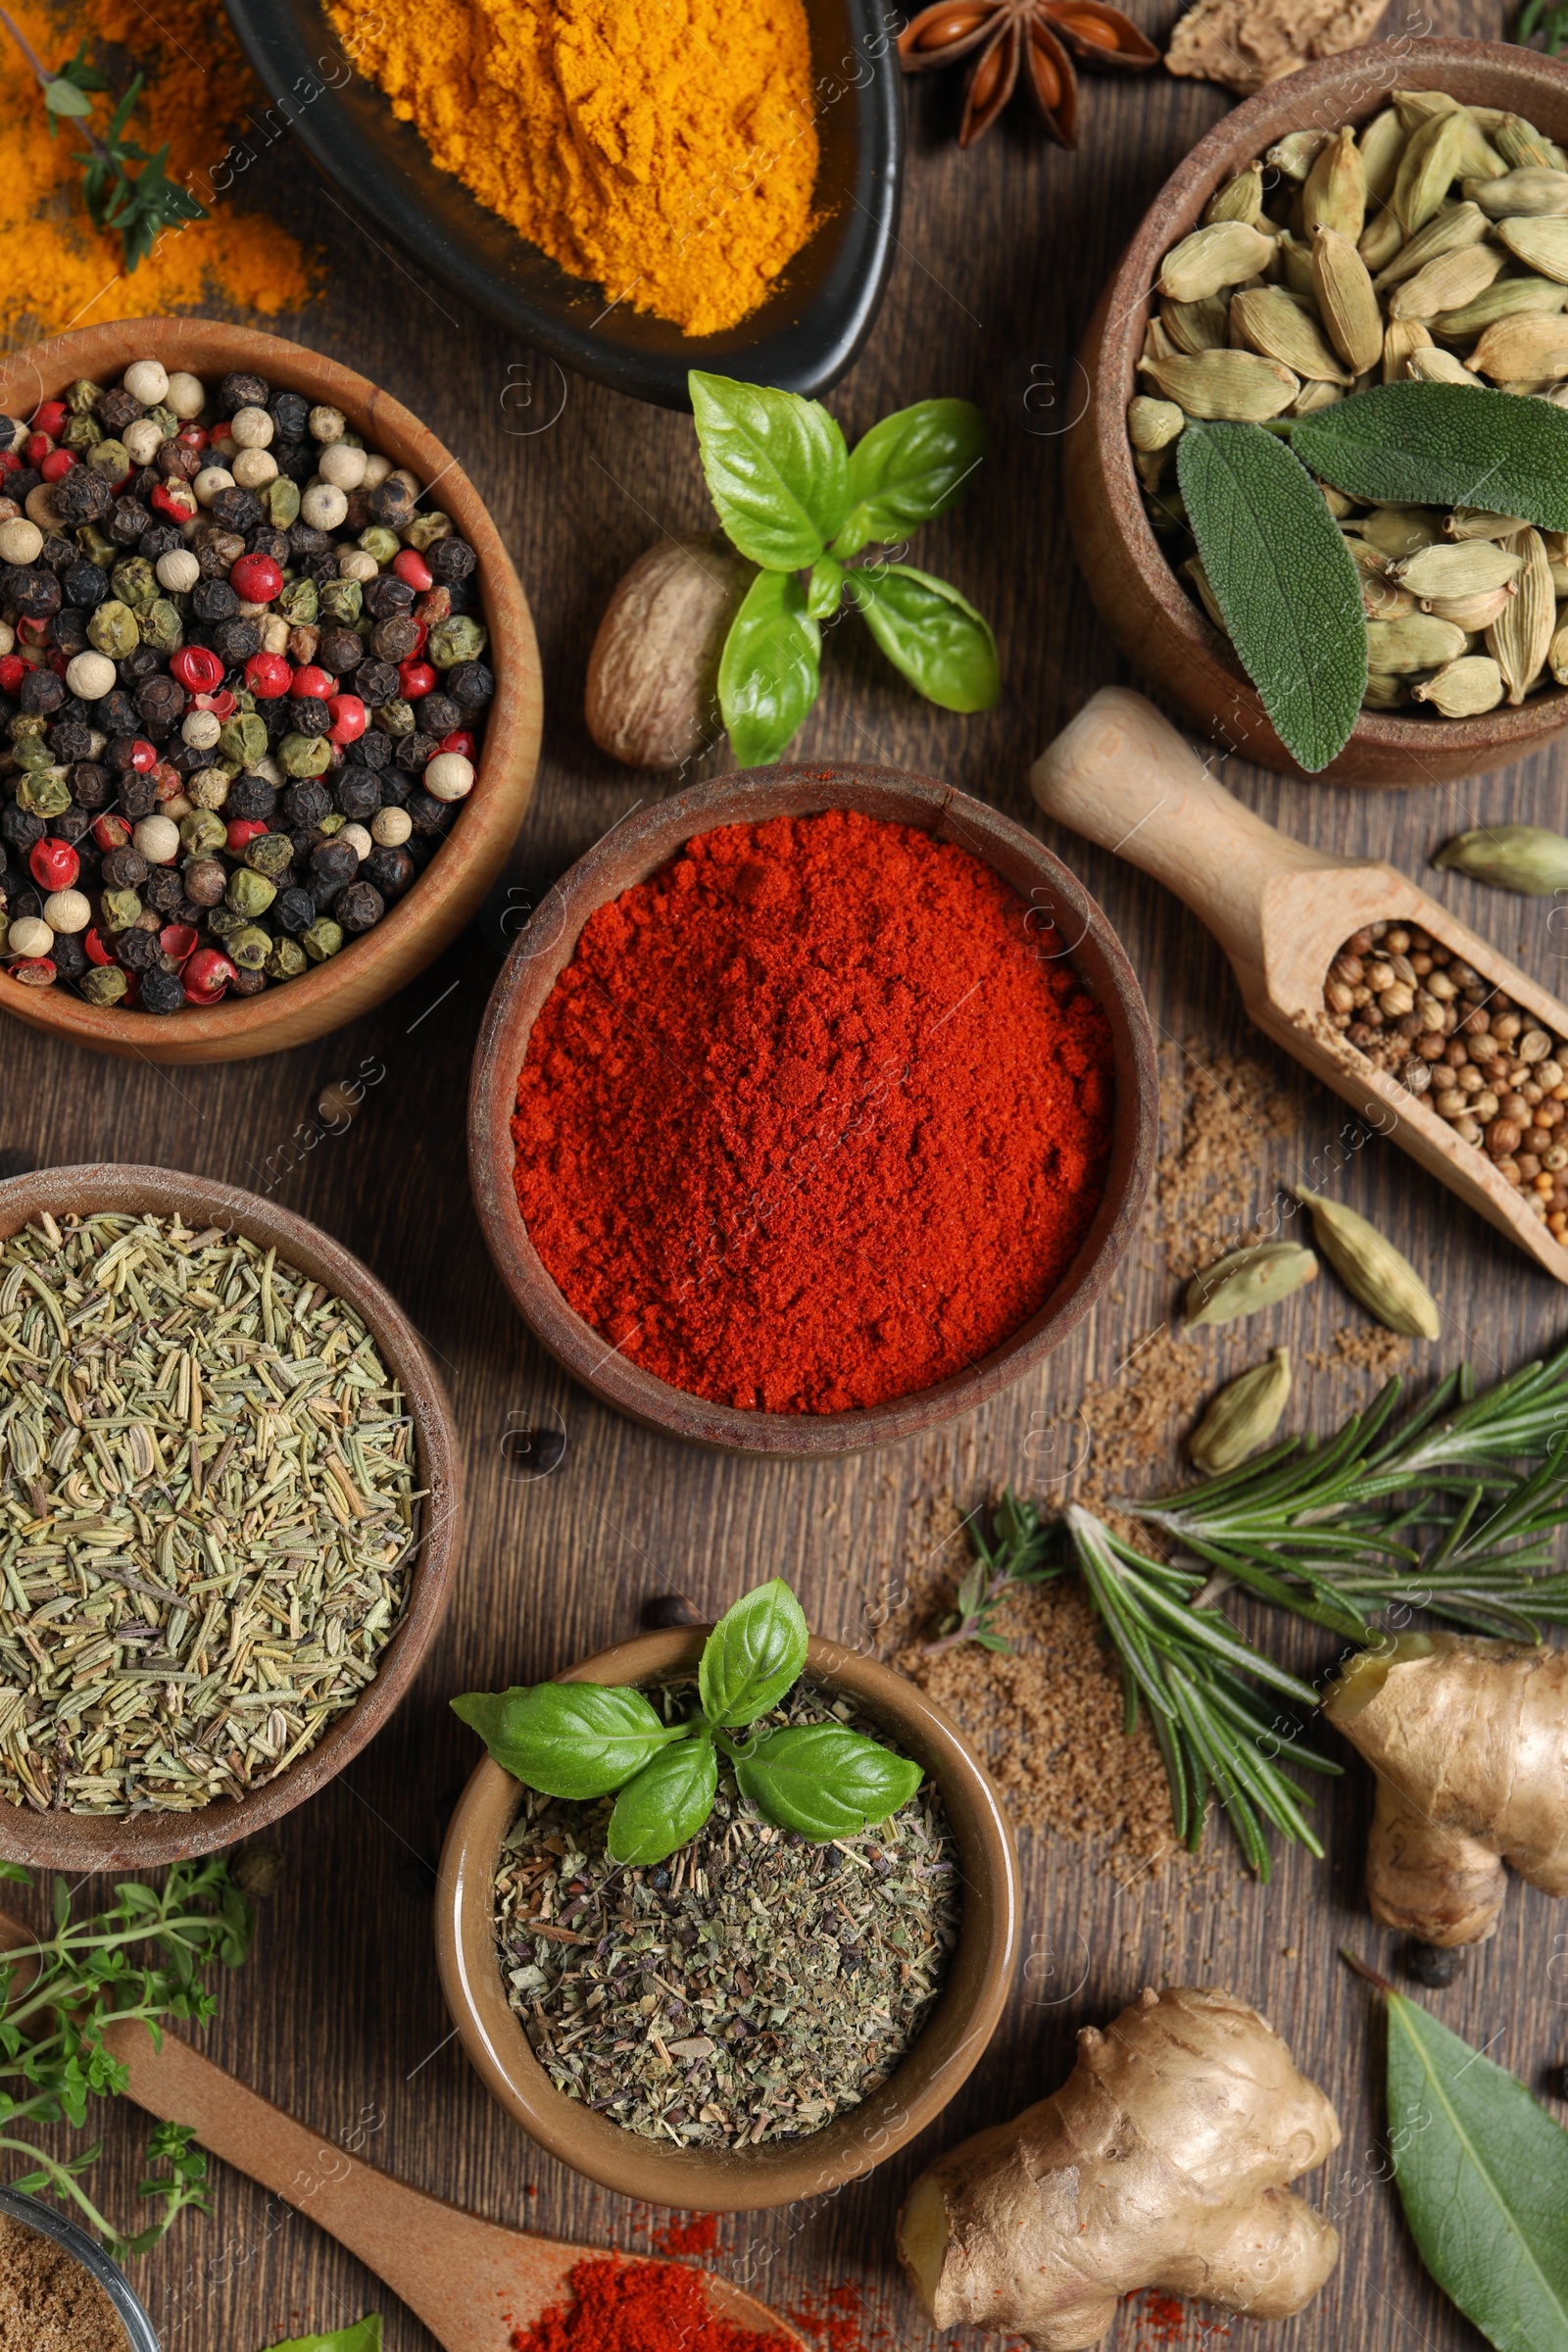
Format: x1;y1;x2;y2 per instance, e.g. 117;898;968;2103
453;1579;923;1866
690;371;998;763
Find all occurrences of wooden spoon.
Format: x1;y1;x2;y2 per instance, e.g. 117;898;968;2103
1031;687;1568;1285
0;1916;804;2351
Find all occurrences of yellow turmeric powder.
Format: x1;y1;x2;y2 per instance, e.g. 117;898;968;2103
0;0;317;341
329;0;821;337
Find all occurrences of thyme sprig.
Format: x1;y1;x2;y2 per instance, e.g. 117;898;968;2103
0;1857;252;2259
922;1493;1057;1652
0;6;206;270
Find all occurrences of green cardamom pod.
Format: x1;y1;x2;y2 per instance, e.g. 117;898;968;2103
1182;1242;1318;1330
1266;130;1330;182
1358;506;1445;560
1302;126;1367;242
1294;1189;1440;1340
1358;108;1407;204
1470;309;1568;381
1128;396;1185;452
1144;350;1299;422
1161;295;1230;354
1487;526;1555;705
1466;167;1568;218
1386;241;1503;321
1435;275;1568;337
1494;215;1568;284
1393;111;1472;233
1231;286;1353;384
1410;656;1506;716
1405;345;1483;388
1445;507;1535;540
1156;221;1276;304
1431;822;1568;893
1312;225;1384;374
1362;672;1409;709
1364;613;1468;673
1188;1348;1292;1475
1389;540;1522;598
1204;168;1264;227
1374;201;1489;292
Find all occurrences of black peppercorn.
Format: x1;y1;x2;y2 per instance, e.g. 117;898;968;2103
49;720;92;765
168;742;206;777
20;668;65;717
210;486;261;535
405;791;450;836
419;692;462;735
196;528;246;578
272;441;318;488
444;576;479;616
37;535;76;575
99;689;137;736
70;761;112;808
364;575;415;620
101;845;149;890
261;697;293;741
281;778;331;828
334;770;381;820
118;772;158;820
246;525;291;564
290;697;331;739
225;775;277;822
52;804;90;846
139;967;187;1013
287;522;332;561
47;609;89;661
427;536;477;584
369;476;416;528
376;764;410;804
182;857;227;907
96;386;144;434
335;879;384;933
135;674;185;731
228;965;267;997
106;735;149;775
269;391;310;442
51;931;88;981
1403;1939;1467;1988
142;866;185;913
310;837;359;890
55;468;113;526
0;805;45;853
10;567;62;621
211;617;262;663
355;662;399;708
107;499;150;549
274;885;316;935
218;370;270;416
362;845;414;898
316;627;363;676
191;578;239;624
449;662;494;709
155;440;201;483
394;731;437;772
118;646;160;688
370;615;419;664
7;885;42;920
137;522;184;564
115;925;159;971
61;561;107;609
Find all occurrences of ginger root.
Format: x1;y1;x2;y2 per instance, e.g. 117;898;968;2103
1325;1629;1568;1947
896;1985;1340;2352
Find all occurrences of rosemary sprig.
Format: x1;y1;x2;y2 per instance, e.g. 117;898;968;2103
0;6;205;270
0;1857;252;2259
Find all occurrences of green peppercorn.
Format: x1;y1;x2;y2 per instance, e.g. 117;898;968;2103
218;713;269;771
265;937;308;981
74;523;116;569
427;614;487;669
227;923;273;970
100;889;142;931
318;577;363;625
403;511;453;552
179;809;227;858
17;769;71;816
244;832;295;881
144;405;178;441
66;377;102;415
7;712;44;744
226;867;277;917
265;476;301;529
318;811;346;836
187;767;234;810
87;439;129;480
302;917;344;962
279;733;332;778
140;598;183;654
358;525;400;566
86;599;140;659
79;965;127;1006
374;698;415;738
61;411;104;454
111;557;159;616
277;577;318;626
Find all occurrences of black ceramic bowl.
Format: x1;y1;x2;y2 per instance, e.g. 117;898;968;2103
222;0;903;409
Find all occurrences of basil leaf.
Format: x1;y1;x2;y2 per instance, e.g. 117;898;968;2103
717;570;820;765
848;564;1001;712
835;398;987;558
607;1734;718;1866
699;1578;808;1727
450;1683;686;1797
689;371;849;569
261;2322;381;2352
735;1724;923;1838
1176;419;1366;774
1294;381;1568;529
1387;1989;1568;2352
807;554;844;619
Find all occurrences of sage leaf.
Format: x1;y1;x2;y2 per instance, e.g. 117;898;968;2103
607;1733;718;1866
450;1683;688;1797
699;1577;808;1727
689;371;848;569
736;1724;923;1838
1387;1988;1568;2352
1293;381;1568;528
717;569;820;764
1176;418;1366;772
834;397;987;557
848;563;1001;712
261;2323;381;2352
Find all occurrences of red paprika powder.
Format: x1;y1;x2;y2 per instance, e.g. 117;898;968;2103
511;808;1116;1414
508;2253;790;2350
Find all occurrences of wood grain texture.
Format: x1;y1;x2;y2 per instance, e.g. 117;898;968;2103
1;3;1563;2348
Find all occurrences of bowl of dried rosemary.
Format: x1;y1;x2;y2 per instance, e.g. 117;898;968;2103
434;1623;1019;2209
1066;37;1568;786
0;1162;462;1868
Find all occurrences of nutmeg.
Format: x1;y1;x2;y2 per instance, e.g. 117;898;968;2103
585;533;756;769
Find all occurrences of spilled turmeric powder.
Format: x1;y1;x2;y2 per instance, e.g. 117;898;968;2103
328;0;821;337
0;0;317;344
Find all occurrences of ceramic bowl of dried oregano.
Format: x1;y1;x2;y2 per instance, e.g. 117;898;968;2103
0;1161;462;1871
1066;37;1568;787
434;1627;1019;2209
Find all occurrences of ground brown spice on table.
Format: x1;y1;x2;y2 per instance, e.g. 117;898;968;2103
1153;1043;1298;1281
0;2215;126;2352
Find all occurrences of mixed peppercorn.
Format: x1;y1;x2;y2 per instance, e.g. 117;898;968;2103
0;357;492;1012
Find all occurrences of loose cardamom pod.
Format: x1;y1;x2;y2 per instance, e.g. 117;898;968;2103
1494;115;1566;172
1445;507;1535;540
1418;583;1515;629
1468;309;1568;380
1393;87;1461;130
1141;318;1181;368
1358;207;1407;274
1127;396;1185;452
1374;201;1489;290
1393;110;1471;232
1362;672;1409;708
1303;127;1367;242
1205;168;1264;227
1382;318;1433;381
1287;377;1344;418
1410;655;1506;716
1274;230;1317;299
1266;129;1330;182
1363;613;1468;672
1294;1188;1440;1340
1466;167;1568;218
1161;294;1231;354
1390;540;1522;598
1188;1348;1292;1475
1359;107;1407;205
1182;553;1228;633
1432;822;1568;893
1406;344;1482;388
1552;615;1568;686
1141;349;1299;421
1230;285;1353;383
1312;225;1384;373
1387;242;1503;321
1157;221;1276;304
1434;275;1568;336
1358;506;1445;560
1182;1242;1318;1330
1487;526;1554;704
1494;215;1568;283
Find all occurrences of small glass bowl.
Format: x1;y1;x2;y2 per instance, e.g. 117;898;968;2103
0;2183;160;2351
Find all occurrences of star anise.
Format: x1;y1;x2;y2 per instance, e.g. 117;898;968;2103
898;0;1158;148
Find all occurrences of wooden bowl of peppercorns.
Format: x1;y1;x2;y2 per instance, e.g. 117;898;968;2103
0;317;541;1062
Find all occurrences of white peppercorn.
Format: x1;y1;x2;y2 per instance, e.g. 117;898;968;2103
65;651;117;700
318;442;368;490
231;449;278;490
423;751;474;802
301;482;349;531
122;359;170;407
42;888;90;933
132;815;181;864
309;404;345;443
181;709;221;751
0;517;42;564
193;466;234;507
7;916;54;957
122;418;165;467
229;406;274;449
156;549;201;593
164;370;205;419
369;806;412;847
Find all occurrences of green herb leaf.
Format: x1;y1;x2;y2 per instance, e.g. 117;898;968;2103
717;569;820;764
807;554;844;619
1294;382;1568;529
834;397;988;558
42;75;94;116
734;1724;923;1838
1176;419;1366;773
1386;1988;1568;2352
259;2321;382;2352
847;563;1001;712
689;372;849;569
699;1579;808;1728
607;1733;718;1866
450;1684;689;1797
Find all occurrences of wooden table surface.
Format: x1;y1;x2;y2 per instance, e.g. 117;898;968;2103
2;2;1561;2347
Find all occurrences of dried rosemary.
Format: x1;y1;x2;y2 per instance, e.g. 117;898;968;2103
494;1685;959;2147
0;1211;420;1815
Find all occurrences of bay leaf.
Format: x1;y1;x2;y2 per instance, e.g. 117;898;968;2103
1293;381;1568;528
1387;1989;1568;2352
1176;420;1366;772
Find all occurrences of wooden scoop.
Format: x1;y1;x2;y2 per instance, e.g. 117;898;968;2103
0;1917;804;2351
1031;687;1568;1286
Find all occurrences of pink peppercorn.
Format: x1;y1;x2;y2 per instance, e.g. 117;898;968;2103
245;652;291;699
326;693;366;745
392;549;433;592
183;949;236;1004
230;554;283;603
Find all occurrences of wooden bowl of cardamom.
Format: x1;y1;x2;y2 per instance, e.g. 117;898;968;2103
1066;37;1568;787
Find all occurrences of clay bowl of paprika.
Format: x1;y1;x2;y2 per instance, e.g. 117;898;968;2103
0;316;542;1065
468;763;1158;1456
435;1625;1020;2209
0;1160;463;1871
1064;37;1568;786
